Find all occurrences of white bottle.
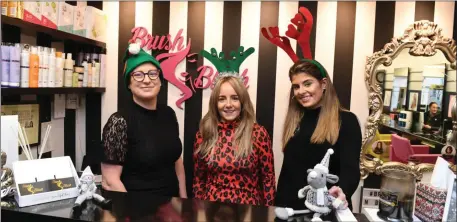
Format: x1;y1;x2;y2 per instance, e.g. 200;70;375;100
48;48;56;87
99;49;106;87
42;47;49;87
94;62;100;87
55;52;64;87
20;44;30;87
64;53;74;87
91;63;97;87
82;59;88;87
37;46;44;87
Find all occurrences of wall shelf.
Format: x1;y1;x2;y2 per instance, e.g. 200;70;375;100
1;15;106;48
1;87;106;96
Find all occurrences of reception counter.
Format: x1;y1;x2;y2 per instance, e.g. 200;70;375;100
380;123;446;149
1;189;369;222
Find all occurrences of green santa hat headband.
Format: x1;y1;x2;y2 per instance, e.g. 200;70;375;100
122;42;163;90
200;46;255;87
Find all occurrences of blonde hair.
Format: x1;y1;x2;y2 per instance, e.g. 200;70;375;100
196;76;256;159
282;61;344;149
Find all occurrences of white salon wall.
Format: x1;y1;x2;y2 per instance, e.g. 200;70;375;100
101;1;119;129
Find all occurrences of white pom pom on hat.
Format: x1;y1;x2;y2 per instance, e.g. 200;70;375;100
317;148;334;172
128;42;141;55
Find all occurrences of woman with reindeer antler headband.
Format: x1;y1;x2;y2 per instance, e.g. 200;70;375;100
100;43;186;198
262;7;362;211
192;46;276;206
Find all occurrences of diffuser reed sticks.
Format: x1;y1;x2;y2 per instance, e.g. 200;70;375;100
10;122;52;160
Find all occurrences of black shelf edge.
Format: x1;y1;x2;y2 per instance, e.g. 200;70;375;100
1;15;106;48
1;87;106;96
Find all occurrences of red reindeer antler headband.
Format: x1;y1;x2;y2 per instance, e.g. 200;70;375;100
261;7;326;77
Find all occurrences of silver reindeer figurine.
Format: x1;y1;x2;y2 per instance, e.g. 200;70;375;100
275;149;347;222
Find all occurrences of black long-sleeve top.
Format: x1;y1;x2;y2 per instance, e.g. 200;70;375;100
275;107;362;210
101;100;182;195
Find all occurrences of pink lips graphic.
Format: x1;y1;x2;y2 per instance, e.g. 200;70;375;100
156;40;194;109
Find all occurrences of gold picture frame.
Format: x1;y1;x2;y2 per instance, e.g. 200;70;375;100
1;104;40;145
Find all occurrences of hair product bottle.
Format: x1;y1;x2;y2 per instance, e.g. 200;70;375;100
77;50;85;66
55;52;64;87
9;43;21;87
74;66;84;87
42;47;49;87
1;2;7;15
48;48;56;87
64;53;74;87
87;55;92;87
37;46;44;87
94;62;100;87
29;46;40;88
7;1;18;17
99;48;106;88
82;56;88;87
1;43;11;87
20;44;30;87
90;65;96;87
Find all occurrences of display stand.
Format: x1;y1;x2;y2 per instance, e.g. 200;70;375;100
12;156;79;207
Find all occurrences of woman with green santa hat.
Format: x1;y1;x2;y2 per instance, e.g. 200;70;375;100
100;42;186;198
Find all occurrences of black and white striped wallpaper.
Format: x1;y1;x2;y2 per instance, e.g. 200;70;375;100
100;1;456;202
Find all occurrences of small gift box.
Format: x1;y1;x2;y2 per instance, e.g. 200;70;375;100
414;182;447;222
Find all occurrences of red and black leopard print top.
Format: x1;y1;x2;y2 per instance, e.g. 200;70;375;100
192;121;276;206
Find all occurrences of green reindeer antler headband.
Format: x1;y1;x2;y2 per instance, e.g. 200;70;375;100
200;46;255;86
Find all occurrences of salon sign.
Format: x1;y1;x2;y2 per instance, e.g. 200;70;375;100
129;27;251;109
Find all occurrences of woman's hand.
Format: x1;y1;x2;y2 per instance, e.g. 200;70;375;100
329;186;348;208
423;124;431;129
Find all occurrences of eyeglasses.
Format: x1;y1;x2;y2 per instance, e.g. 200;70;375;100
131;70;160;82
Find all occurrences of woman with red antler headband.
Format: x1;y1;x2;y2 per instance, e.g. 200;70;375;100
261;7;362;212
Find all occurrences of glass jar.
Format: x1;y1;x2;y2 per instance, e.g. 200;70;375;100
377;169;416;222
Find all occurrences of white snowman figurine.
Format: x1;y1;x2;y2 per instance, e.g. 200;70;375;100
73;166;110;210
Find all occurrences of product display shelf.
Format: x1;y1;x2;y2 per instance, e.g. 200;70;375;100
1;15;106;48
1;87;106;96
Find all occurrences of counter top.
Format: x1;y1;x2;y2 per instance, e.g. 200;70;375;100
380;123;446;147
1;190;369;222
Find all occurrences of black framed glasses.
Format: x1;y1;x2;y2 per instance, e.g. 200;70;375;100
131;70;160;82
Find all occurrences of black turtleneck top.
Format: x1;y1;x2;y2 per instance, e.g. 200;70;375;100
101;100;182;195
275;107;362;210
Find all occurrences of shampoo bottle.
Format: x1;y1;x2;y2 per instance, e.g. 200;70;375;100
20;44;30;87
55;52;64;87
64;53;73;87
48;48;56;87
9;43;21;87
91;65;97;87
1;43;11;87
42;47;49;87
87;55;92;87
99;48;106;88
82;56;88;87
94;62;100;87
29;46;39;88
1;2;7;15
7;1;18;18
37;46;44;87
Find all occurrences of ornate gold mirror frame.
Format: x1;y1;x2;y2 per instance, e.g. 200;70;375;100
360;20;457;180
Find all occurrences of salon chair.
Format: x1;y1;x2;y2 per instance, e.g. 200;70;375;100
389;134;441;164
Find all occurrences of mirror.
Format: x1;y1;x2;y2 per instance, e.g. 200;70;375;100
361;20;456;179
